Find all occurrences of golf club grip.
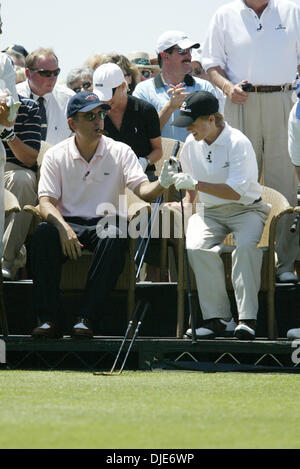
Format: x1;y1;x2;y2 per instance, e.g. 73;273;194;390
169;141;181;166
290;214;300;233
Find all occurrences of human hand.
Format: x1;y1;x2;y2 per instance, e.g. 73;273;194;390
173;173;198;191
167;84;189;110
227;80;249;104
58;224;83;260
159;159;178;188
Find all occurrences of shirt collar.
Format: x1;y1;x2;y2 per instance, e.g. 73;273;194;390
203;123;229;148
154;72;195;88
241;0;273;12
70;135;106;161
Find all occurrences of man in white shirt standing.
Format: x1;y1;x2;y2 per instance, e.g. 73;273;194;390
168;91;270;340
17;48;74;145
202;0;300;283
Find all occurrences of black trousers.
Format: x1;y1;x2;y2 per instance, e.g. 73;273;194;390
31;217;128;323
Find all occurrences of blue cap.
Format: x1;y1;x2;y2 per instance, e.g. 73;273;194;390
67;91;110;118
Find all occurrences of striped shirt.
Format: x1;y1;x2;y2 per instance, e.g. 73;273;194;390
5;94;42;172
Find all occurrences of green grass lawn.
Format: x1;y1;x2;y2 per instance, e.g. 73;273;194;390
1;370;300;449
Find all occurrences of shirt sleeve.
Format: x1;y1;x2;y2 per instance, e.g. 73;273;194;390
288;103;300;166
142;101;161;139
16;100;42;151
122;145;148;191
38;150;62;200
201;11;227;72
225;138;259;196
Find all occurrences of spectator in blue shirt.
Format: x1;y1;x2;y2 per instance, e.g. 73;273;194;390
133;30;216;142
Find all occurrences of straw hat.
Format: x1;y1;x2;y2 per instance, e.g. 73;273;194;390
127;51;159;70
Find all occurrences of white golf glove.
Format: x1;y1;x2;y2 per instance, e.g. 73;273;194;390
159;159;178;188
173;173;198;191
138;157;149;172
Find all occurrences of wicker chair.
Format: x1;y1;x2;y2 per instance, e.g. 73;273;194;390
166;186;294;339
0;189;21;337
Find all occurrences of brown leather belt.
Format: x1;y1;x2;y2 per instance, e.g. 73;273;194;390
246;84;292;93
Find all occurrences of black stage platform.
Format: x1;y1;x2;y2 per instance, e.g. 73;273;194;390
2;280;300;372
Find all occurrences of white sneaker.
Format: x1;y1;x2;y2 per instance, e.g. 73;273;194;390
186;318;237;339
277;272;298;284
234;322;256;340
287;328;300;340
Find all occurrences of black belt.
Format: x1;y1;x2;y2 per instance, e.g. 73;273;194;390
253;197;262;204
246;84;292;93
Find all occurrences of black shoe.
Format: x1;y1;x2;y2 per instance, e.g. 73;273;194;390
31;322;62;339
234;320;256;340
71;318;93;339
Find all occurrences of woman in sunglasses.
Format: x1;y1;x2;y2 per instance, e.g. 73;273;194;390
127;51;160;82
66;67;93;94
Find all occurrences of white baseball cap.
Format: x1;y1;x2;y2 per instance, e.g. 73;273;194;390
93;63;126;101
156;30;200;54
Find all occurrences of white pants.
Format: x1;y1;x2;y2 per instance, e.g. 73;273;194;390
3;162;37;274
225;91;298;274
186;202;270;321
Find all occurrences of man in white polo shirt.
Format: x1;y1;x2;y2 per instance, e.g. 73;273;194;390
30;91;176;339
168;91;270;340
202;0;300;284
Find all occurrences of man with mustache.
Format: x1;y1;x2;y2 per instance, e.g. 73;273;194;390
133;30;216;142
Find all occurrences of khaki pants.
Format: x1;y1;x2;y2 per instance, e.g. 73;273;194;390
225;91;298;274
186;202;270;321
3;162;37;274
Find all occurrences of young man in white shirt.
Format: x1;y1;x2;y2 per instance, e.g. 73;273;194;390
169;91;270;340
202;0;300;284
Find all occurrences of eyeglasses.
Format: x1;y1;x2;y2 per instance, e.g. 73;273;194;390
141;70;151;79
72;81;92;93
29;68;61;77
84;110;108;121
173;46;192;56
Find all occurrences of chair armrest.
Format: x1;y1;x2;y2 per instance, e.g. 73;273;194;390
4;189;20;217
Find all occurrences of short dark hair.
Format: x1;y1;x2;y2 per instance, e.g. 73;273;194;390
157;46;175;67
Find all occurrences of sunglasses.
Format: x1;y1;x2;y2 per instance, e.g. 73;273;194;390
72;81;92;93
173;46;192;55
30;68;61;77
84;110;108;121
141;70;151;79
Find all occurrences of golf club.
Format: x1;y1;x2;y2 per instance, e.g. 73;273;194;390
169;142;197;344
94;300;150;376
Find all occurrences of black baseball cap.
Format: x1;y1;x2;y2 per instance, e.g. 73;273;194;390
172;91;219;127
67;91;111;118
